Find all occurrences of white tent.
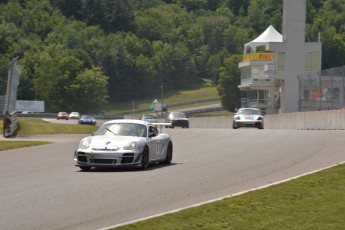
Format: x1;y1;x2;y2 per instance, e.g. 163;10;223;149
244;25;283;53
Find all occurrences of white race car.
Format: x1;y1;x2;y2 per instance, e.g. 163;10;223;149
233;108;264;129
74;119;173;170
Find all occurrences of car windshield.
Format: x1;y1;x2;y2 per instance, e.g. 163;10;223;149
237;109;260;115
171;113;186;118
81;115;92;119
94;123;147;137
142;115;155;119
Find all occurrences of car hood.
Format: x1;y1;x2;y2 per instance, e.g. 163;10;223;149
89;135;143;150
235;114;262;119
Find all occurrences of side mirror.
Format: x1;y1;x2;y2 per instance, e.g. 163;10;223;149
149;132;156;138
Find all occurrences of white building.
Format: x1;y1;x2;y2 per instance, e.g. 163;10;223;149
238;0;322;114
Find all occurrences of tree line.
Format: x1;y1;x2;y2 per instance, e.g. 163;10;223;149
0;0;344;113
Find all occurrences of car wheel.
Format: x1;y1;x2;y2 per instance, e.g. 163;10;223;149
161;142;173;165
140;147;150;169
233;122;238;129
258;124;264;129
171;124;174;129
79;166;91;171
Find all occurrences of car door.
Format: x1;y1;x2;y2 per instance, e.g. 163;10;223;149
148;125;163;160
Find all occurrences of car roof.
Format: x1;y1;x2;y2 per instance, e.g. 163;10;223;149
238;108;260;110
169;112;186;114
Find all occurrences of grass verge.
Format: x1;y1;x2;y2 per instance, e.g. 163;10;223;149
0;118;98;150
104;85;219;114
0;141;52;151
16;117;98;134
115;163;345;230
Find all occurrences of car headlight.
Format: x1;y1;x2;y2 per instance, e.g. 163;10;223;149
124;141;137;150
79;139;90;149
235;116;241;120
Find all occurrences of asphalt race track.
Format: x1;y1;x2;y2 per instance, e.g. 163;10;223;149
1;128;345;230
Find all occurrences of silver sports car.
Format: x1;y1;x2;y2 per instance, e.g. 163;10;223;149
233;108;264;129
74;119;173;170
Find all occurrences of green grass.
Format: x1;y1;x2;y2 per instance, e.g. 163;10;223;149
104;85;219;114
115;163;345;230
0;118;98;150
0;140;52;151
16;117;98;134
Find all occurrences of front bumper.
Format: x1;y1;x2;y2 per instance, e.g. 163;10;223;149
74;149;142;168
234;120;263;127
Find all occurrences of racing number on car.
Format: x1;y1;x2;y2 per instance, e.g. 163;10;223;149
156;141;163;155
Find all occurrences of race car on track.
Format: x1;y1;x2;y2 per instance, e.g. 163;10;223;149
74;119;173;171
233;108;264;129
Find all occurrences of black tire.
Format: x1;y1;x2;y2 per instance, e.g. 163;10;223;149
79;166;91;171
161;142;173;165
233;122;238;129
171;125;174;129
140;147;150;169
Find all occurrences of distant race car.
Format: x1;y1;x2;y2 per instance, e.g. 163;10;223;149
166;112;189;128
233;108;264;129
78;115;96;125
69;112;80;119
56;112;69;120
74;119;173;171
139;114;157;123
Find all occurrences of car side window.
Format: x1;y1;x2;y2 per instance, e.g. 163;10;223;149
154;126;159;135
149;126;158;137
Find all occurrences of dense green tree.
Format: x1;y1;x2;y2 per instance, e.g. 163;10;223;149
134;4;191;43
66;66;108;113
322;0;345;33
95;33;134;101
217;54;242;111
244;0;282;33
128;0;165;10
194;15;230;54
133;54;156;97
32;45;83;111
0;55;10;95
193;45;209;79
207;49;229;85
81;0;134;33
224;0;250;16
320;26;345;69
49;0;82;20
20;0;60;39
